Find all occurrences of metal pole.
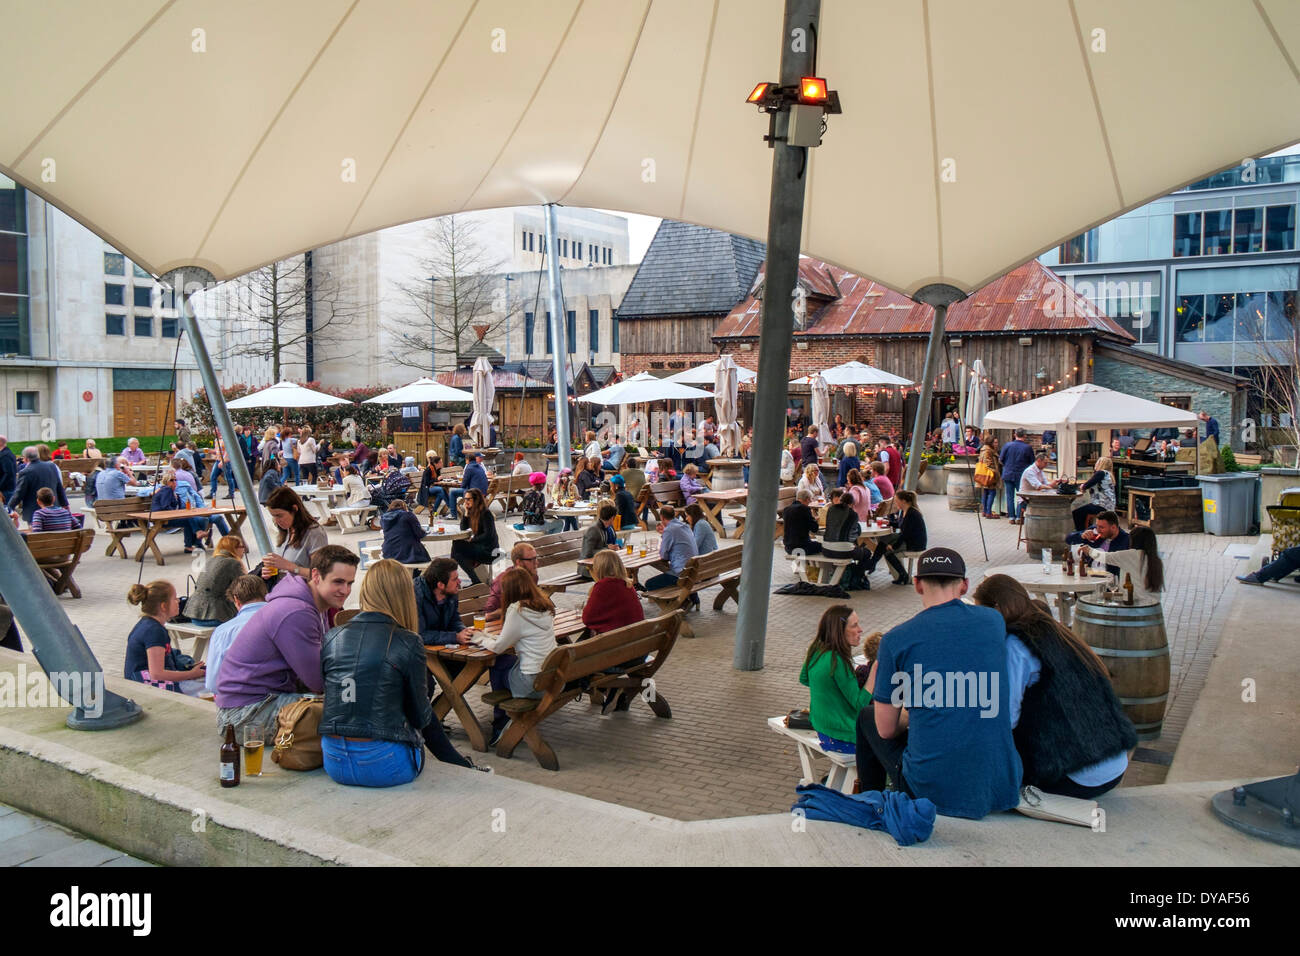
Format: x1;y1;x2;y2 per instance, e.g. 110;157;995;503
429;276;439;377
504;275;513;365
543;204;573;469
172;269;274;557
901;285;967;493
733;0;819;672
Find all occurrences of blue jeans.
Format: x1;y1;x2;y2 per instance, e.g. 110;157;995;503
1257;545;1300;582
284;459;300;483
167;516;208;548
817;731;856;755
209;463;237;497
448;488;468;514
321;735;424;788
981;487;997;515
425;486;449;512
1005;479;1023;519
189;618;222;627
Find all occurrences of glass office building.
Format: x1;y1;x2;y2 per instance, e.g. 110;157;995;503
1040;154;1299;375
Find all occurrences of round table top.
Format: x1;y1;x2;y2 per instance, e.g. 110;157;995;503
290;484;344;496
982;562;1112;593
422;527;470;541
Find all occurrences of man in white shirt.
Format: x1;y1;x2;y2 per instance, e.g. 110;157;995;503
1019;452;1060;494
582;430;602;462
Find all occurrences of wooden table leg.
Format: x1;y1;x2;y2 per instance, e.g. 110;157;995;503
702;502;728;539
227;512;247;537
134;521;165;565
426;656;490;752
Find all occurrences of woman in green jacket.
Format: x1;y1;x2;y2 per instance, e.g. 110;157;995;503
798;605;873;754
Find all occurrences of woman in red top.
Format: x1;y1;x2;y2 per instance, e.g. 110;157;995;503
582;550;647;710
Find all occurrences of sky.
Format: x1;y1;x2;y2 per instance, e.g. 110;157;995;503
595;208;661;263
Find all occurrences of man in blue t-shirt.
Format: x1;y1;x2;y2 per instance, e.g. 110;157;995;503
998;429;1036;523
857;547;1022;819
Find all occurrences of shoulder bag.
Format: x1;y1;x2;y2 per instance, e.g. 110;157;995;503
272;695;325;771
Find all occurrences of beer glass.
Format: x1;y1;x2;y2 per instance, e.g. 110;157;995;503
1041;548;1052;575
473;614;486;631
243;724;265;777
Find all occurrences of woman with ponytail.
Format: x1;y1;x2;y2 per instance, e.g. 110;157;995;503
124;581;207;694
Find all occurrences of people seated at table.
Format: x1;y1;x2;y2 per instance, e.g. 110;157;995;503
6;445;68;523
1019;451;1059;495
450;488;497;585
796;463;824;501
800;605;873;754
169;456;199;495
261;486;330;582
574;456;601;500
449;451;488;514
149;470;212;554
645;505;700;606
172;469;231;535
506;451;528;477
415;556;476;648
620;456;646;499
83;438;102;460
187;534;250;626
341;463;368;506
257;457;283;505
866;490;926;585
1072;455;1116;531
417;452;449;515
999;428;1035;523
381;499;431;565
1088;525;1163;601
608;473;638;532
217;544;357;735
204;574;268;694
29;486;80;532
515;471;561;535
857;548;1022;819
862;461;891;506
973;574;1135;798
583;550;646;638
679;463;707;505
93;455;139;501
605;436;627;472
481;567;560;745
582;503;622;560
1237;544;1300;587
822;488;873;588
121;437;146;465
124;580;208;695
385;444;403;470
782;488;822;558
483;542;540;623
582;429;602;462
683;502;718;556
1065;510;1129;569
330;453;350;486
977;436;1002;520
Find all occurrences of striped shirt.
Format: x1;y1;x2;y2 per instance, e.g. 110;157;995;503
31;505;76;532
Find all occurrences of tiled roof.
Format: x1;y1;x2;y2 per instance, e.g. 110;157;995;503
461;338;505;364
715;259;1135;342
616;219;766;319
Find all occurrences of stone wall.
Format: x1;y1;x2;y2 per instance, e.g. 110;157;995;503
1093;354;1240;449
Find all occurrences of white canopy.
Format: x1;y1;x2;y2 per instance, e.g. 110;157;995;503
791;361;913;387
4;2;1299;296
226;381;352;409
981;384;1199;478
666;358;757;386
577;372;712;406
362;377;473;405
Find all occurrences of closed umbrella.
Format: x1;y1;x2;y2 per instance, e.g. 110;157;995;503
810;374;831;453
470;357;495;448
965;359;989;433
714;354;742;457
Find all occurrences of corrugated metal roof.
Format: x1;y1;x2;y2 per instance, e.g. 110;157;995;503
715;259;1135;342
435;368;551;390
616;219;766;319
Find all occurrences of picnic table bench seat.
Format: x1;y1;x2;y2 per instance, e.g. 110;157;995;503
766;716;857;794
532;529;590;594
331;502;376;533
790;550;857;586
734;486;797;540
491;611;681;770
644;546;742;638
165;621;216;662
484;473;532;515
83;497;149;558
24;528;96;598
633;479;685;526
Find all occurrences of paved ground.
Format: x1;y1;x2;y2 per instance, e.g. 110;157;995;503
0;803;153;867
11;486;1256;822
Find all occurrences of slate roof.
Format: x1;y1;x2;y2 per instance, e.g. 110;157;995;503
616;219;766;319
715;259;1135;342
461;337;505;364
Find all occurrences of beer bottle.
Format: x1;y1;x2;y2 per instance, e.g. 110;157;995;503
1123;572;1134;605
220;725;240;787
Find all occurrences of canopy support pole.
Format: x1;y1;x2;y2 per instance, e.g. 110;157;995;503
733;0;819;672
902;284;968;494
543;204;573;471
174;271;274;557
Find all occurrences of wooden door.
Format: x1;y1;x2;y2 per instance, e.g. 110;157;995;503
112;389;175;437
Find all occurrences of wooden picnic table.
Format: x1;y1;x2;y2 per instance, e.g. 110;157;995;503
576;549;668;585
125;506;247;566
425;607;588;752
691;488;749;539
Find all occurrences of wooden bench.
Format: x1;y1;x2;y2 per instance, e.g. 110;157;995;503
633;479;684;527
735;486;797;540
55;457;98;490
644;546;742;638
1235;453;1263;467
790;548;857;586
165;621;216;662
85;497;150;558
24;528;96;598
331;502;377;533
533;529;589;594
485;473;532;515
487;611;681;770
767;716;857;794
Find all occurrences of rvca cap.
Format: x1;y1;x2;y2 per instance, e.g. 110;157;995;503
914;547;966;580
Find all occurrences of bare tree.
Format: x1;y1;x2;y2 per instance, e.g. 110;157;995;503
1238;294;1300;466
384;216;518;373
217;254;361;381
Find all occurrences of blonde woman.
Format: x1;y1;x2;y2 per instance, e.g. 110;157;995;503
796;462;824;501
1073;455;1116;531
298;426;319;483
318;559;482;785
186;534;249;626
84;438;103;460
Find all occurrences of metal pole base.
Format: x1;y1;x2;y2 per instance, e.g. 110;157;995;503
1210;773;1300;848
66;693;144;731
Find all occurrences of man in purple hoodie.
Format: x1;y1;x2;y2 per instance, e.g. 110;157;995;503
216;545;359;736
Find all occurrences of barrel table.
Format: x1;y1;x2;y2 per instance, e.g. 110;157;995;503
945;463;979;512
1074;594;1170;740
1020;489;1079;559
707;458;748;491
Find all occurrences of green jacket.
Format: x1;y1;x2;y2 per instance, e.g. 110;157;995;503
799;648;873;744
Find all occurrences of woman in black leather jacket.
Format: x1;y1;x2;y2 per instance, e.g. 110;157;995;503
319;559;481;785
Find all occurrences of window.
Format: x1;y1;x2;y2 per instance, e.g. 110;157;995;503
1175;294;1205;342
1173;212;1201;257
1202;209;1232;256
524;311;535;354
1176;264;1298;345
1265;204;1295;251
589;309;599;352
134;314;152;337
105;313;125;336
604;247;611;265
105;283;125;306
132;262;150;279
612;316;620;353
1203;292;1234;342
562;238;568;258
566;310;576;349
161;317;179;338
529;232;535;252
575;241;582;260
104;252;125;275
16;390;39;414
545;312;552;354
133;285;153;308
1233;208;1264;253
1071;273;1161;347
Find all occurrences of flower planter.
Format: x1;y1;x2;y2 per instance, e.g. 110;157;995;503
917;466;947;496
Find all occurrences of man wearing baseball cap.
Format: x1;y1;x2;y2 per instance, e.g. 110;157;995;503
856;547;1022;819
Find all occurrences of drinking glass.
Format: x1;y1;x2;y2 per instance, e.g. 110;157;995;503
473;614;486;631
243;724;265;777
1041;548;1052;574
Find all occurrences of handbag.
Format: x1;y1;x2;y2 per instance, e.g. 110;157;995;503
974;460;996;488
272;695;325;771
1014;785;1099;827
785;708;813;730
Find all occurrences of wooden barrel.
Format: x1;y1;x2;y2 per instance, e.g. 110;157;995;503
945;464;979;512
1074;595;1170;741
1023;495;1074;558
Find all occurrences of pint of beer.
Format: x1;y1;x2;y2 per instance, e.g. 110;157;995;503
243;725;264;777
473;614;486;631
